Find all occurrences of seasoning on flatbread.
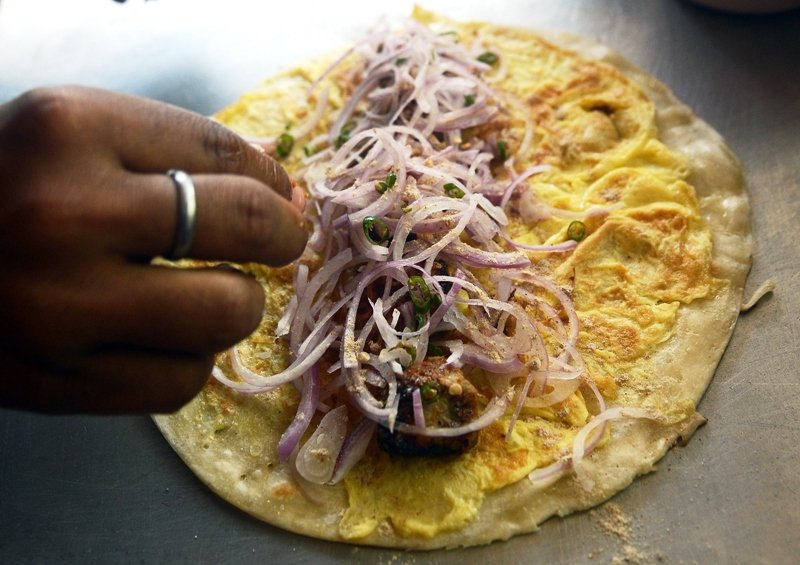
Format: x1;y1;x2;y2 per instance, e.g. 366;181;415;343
155;8;751;549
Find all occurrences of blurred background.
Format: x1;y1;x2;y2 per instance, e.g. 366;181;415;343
1;1;798;563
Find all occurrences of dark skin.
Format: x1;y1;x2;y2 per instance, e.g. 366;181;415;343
0;86;308;414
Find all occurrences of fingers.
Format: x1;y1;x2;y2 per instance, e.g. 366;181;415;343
111;172;307;265
77;86;294;200
73;348;215;414
103;89;293;200
99;264;268;355
2;87;308;266
1;262;267;413
4;86;293;199
0;346;214;414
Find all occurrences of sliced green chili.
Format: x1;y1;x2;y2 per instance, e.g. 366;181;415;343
421;381;441;402
567;220;587;242
335;120;357;149
477;51;499;65
496;140;508;161
408;275;432;313
464;94;476;107
443;182;465;199
276;132;294;158
363;216;391;245
377;170;397;194
414;311;427;331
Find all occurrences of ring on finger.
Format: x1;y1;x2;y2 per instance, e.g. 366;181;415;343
165;169;197;260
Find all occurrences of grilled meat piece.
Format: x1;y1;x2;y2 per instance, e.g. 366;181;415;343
377;359;481;456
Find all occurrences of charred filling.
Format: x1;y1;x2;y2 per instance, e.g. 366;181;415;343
376;359;481;457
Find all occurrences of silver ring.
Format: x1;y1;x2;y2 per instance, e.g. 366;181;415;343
165;169;197;260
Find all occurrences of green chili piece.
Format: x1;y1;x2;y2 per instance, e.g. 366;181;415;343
335;120;357;149
408;275;432;313
377;171;397;194
477;51;499;65
363;216;391;245
567;220;587;242
421;381;441;402
395;57;408;65
426;345;447;357
276;132;294;158
496;140;508;162
414;311;427;331
443;182;465;199
464;94;476;107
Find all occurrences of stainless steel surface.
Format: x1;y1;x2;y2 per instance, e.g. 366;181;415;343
1;1;798;563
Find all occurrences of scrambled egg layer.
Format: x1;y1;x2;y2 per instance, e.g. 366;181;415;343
215;10;717;540
340;417;577;539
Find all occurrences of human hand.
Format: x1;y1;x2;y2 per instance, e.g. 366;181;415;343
0;86;307;413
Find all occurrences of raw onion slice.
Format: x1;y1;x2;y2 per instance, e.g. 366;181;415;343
328;418;378;484
295;405;349;484
228;329;340;392
527;458;571;489
277;365;321;462
411;388;426;429
572;406;662;489
501;234;578;253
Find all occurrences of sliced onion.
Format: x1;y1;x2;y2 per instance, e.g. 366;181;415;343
290;249;352;354
501;234;578;253
211;365;269;394
572;406;662;488
229;329;340;392
291;88;329;140
523;376;582;409
275;295;297;338
527;458;570;489
460;343;524;374
499;164;552;208
412;387;426;429
328;418;377;484
444;241;531;269
277;365;320;461
512;271;580;354
295;405;349;485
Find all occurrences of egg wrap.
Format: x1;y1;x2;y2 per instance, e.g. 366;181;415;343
154;9;751;549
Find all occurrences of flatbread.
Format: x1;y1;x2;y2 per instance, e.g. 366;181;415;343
154;10;750;549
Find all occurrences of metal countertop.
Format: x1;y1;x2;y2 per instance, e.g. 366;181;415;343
1;1;798;563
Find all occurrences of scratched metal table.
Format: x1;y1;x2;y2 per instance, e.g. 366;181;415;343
1;1;798;563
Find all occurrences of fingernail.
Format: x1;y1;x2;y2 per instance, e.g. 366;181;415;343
291;183;307;213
